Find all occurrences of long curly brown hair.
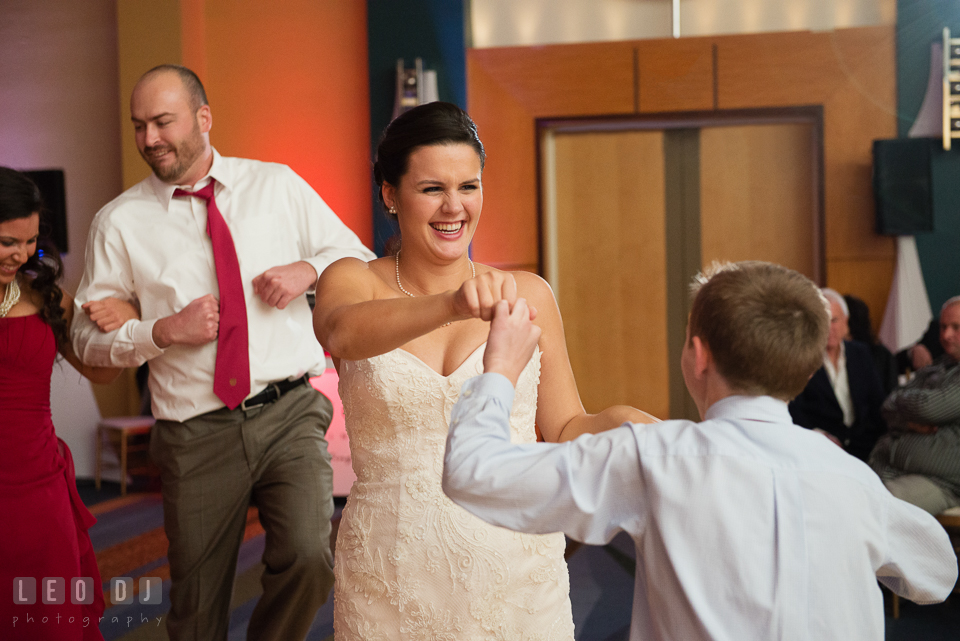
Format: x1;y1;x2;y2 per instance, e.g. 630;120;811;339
0;166;68;347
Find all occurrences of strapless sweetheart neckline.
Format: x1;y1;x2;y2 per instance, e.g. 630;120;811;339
393;341;487;379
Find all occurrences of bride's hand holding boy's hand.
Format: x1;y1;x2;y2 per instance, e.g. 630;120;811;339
452;271;521;322
483;299;541;386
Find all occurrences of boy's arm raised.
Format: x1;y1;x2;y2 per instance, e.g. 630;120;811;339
443;299;648;545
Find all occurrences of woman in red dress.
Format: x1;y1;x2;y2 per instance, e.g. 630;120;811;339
0;167;138;641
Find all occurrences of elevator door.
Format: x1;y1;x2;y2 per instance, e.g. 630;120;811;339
549;130;670;419
700;124;816;275
544;119;819;419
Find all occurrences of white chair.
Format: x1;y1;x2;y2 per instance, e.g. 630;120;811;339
95;416;156;496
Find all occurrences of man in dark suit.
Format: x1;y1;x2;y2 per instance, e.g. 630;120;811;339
790;288;887;461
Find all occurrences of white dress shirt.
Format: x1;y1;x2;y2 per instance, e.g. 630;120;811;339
443;374;958;641
72;150;375;421
824;342;855;427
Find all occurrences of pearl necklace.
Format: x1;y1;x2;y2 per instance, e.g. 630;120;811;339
0;277;21;318
395;251;475;327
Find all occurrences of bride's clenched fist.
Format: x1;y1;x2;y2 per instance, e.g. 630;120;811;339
451;271;520;322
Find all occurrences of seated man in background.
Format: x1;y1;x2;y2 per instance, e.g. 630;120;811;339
789;288;887;460
870;296;960;515
844;294;898;395
898;316;944;374
443;262;956;641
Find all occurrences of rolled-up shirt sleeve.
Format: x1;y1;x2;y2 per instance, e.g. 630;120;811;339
71;223;165;368
287;168;376;285
443;373;646;545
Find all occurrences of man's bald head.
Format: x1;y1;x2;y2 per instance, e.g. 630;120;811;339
137;65;208;112
130;64;212;185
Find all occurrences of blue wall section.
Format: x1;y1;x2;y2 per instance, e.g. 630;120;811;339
367;0;467;256
897;1;960;137
924;149;960;311
897;0;960;312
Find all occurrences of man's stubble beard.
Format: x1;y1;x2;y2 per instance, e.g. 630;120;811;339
143;122;206;184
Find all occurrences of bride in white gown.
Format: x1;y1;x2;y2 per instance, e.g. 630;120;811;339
314;102;655;640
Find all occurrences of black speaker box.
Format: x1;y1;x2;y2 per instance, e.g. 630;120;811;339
22;169;68;253
873;138;936;236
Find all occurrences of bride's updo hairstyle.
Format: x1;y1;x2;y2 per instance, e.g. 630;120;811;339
0;166;67;346
373;101;485;220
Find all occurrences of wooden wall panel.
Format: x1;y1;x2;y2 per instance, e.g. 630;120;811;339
716;31;848;109
821;90;895;261
469;42;636;117
468;25;898;321
700;124;816;278
716;27;896;263
467;55;540;269
636;38;714;113
553;131;669;419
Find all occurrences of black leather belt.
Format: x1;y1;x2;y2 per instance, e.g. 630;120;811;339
240;374;310;411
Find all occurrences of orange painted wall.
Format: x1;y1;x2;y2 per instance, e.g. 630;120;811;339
117;0;372;245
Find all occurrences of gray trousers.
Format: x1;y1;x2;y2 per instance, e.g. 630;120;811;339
150;384;335;641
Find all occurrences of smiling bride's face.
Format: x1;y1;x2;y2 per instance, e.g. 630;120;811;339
383;143;483;264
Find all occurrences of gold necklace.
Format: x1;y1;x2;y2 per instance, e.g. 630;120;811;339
395;250;476;327
0;277;21;318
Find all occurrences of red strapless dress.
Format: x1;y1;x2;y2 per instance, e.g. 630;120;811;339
0;315;105;640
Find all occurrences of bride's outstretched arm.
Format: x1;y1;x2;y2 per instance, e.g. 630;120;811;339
313;257;525;361
515;272;659;443
314;258;450;360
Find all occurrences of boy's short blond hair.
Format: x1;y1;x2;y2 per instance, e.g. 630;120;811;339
688;261;830;400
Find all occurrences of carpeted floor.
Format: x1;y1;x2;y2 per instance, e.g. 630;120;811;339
83;484;959;641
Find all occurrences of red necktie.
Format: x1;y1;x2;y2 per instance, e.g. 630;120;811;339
174;181;251;409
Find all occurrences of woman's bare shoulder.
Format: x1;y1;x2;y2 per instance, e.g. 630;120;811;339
320;256;389;284
511;270;556;305
322;256;378;276
317;255;396;301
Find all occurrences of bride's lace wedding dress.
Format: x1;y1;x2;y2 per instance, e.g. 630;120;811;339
333;344;575;640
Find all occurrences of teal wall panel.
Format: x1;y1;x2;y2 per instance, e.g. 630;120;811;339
897;0;960;313
923;148;960;311
367;0;467;255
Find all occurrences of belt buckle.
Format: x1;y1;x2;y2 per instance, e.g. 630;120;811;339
240;382;282;412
